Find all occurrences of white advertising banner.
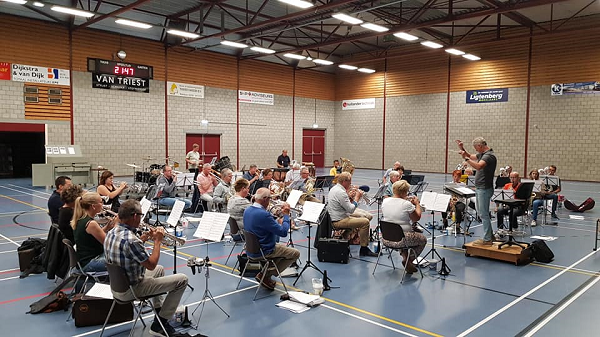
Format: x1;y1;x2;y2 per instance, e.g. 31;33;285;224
341;98;375;110
167;81;204;98
238;90;274;105
11;63;70;86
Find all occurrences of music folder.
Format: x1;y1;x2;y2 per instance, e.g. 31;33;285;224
420;191;451;212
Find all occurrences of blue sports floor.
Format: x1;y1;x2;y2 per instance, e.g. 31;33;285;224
0;169;598;337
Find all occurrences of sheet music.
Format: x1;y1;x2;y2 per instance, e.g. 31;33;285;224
420;191;451;212
166;200;186;227
521;179;542;192
286;190;303;209
288;291;322;305
85;283;113;299
276;300;311;314
140;197;152;219
193;211;230;241
541;175;560;186
492;189;513;201
175;173;195;187
297;201;325;223
455;186;475;195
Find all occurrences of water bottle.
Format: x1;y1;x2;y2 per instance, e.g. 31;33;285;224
175;225;183;238
181;217;189;229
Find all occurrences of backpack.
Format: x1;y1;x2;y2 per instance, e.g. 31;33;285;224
524;240;554;263
28;291;70;314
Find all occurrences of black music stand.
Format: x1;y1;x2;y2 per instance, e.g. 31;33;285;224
495;182;534;250
420;192;451;268
369;184;388;247
540;175;560;226
314;175;335;191
293;208;331;286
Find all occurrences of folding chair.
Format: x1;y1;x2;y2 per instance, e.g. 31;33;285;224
372;221;423;284
236;231;289;300
225;218;245;268
99;263;168;337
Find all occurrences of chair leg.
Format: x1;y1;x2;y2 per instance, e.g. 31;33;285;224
236;258;250;290
389;250;396;270
253;261;270;301
272;262;289;295
225;242;238;266
99;300;117;337
372;248;383;275
147;301;169;337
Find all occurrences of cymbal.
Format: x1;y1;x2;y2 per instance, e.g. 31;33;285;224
142;157;155;161
127;163;140;168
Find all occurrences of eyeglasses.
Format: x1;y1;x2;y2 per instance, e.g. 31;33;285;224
134;212;144;216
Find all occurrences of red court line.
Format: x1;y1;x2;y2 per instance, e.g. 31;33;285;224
0;287;72;306
0;269;19;275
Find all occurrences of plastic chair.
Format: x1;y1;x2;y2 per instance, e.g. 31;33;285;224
236;230;289;300
372;221;423;283
225;218;245;268
99;263;168;337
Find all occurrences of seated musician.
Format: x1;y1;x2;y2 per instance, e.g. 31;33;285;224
98;170;127;212
496;172;524;230
243;188;300;290
156;165;192;211
290;167;320;203
243;164;261;196
48;175;71;224
329;159;342;176
327;172;377;257
382;161;402;184
213;168;234;212
196;163;218;211
381;180;426;274
284;163;301;186
227;178;252;241
259;168;273;189
58;184;84;243
71;192;116;272
530;165;561;226
383;171;401;198
104;199;188;336
276;149;291;168
441;170;468;229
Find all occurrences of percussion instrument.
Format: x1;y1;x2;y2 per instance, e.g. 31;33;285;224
213;156;234;172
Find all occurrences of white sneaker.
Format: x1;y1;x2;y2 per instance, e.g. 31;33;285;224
530;220;537;227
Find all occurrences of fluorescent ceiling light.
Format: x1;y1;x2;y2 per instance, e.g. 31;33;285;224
115;19;152;29
332;13;363;25
445;48;465;55
358;68;375;73
33;1;44;6
313;59;333;65
250;46;276;54
278;0;314;9
463;54;481;61
420;40;443;49
201;120;209;125
51;5;95;17
220;40;248;48
167;29;200;39
339;64;358;70
3;0;27;4
312;123;319;128
360;23;389;32
283;53;306;60
394;32;418;41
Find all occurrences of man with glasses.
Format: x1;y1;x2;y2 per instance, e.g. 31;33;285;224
243;188;300;290
457;137;497;246
157;165;192;210
104;199;189;337
531;165;561;226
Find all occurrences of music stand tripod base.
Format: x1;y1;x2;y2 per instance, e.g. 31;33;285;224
191;243;230;328
293;220;331;286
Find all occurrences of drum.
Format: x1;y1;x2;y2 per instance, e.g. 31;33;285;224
135;171;150;183
213;156;233;172
272;168;289;182
148;169;160;185
149;163;164;171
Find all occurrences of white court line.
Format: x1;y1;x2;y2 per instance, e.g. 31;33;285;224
7;184;52;196
456;250;598;337
0;276;19;282
0;185;49;201
522;274;600;337
323;304;419;337
0;210;47;216
0;250;16;254
0;233;19;247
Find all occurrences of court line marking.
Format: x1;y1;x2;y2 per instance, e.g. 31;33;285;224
521;273;600;337
7;184;52;196
0;185;49;201
0;194;47;212
456;250;598;336
0;232;19;247
0;276;19;282
322;304;420;337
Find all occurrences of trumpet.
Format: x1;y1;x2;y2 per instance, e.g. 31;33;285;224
349;185;371;205
139;222;186;247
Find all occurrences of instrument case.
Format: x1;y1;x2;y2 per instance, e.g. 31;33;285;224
317;238;350;264
72;295;133;327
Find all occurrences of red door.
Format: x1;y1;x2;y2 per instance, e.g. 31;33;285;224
185;134;220;168
302;129;325;167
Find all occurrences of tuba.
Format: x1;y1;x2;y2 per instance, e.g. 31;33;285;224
340;157;355;174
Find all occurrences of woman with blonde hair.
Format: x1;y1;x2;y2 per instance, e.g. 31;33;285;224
71;192;116;272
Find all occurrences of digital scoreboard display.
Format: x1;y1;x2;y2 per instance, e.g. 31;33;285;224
88;58;153;93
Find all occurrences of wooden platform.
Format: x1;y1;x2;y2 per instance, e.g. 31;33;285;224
464;241;530;265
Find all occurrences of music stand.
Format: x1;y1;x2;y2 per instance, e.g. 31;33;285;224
314;175;335;191
420;192;451;267
190;212;231;325
293;202;330;286
540;175;560;226
443;184;476;246
369;184;388;247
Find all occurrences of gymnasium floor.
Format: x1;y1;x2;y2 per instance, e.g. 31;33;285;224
0;169;598;337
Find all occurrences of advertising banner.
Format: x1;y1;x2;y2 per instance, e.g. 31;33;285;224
92;73;149;93
341;98;376;110
0;62;10;80
238;90;274;105
551;82;600;96
167;82;204;98
11;63;70;86
466;88;508;104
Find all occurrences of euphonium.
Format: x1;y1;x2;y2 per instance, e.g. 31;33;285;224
269;181;285;198
298;177;316;204
139;222;186;247
340;157;355;174
267;199;286;218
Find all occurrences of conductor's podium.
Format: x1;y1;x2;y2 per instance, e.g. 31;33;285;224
464;241;531;265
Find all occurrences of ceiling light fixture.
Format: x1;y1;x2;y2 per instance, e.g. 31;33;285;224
33;1;44;6
339;64;358;70
115;19;152;29
250;46;276;54
358;68;375;73
201;119;209;125
313;59;334;65
167;29;200;39
277;0;314;9
394;32;418;41
331;13;363;25
360;23;389;32
283;53;306;60
3;0;27;4
220;40;248;48
51;5;95;17
420;40;443;49
462;54;481;61
445;48;465;55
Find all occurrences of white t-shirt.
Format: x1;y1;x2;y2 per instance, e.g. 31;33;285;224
186;151;200;169
381;197;415;232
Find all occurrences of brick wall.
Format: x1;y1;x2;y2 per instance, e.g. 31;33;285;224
0;80;24;119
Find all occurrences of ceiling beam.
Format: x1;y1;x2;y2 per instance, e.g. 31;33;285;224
73;0;153;31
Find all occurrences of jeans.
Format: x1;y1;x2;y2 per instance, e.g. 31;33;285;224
476;187;494;242
159;197;192;210
531;194;558;221
82;254;107;273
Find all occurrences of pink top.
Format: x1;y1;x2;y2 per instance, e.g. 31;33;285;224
197;172;216;194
